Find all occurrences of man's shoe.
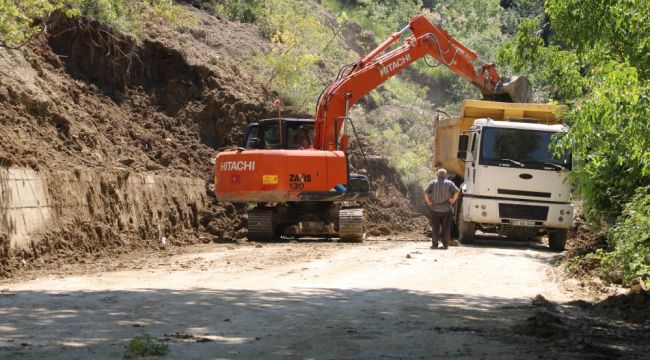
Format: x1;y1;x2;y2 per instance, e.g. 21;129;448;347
430;244;438;249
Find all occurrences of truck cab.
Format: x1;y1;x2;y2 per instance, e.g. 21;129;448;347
434;100;573;251
458;120;573;250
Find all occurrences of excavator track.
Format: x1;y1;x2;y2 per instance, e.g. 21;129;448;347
338;208;365;242
247;208;276;241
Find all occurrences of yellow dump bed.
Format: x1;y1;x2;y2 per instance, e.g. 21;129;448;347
434;99;565;177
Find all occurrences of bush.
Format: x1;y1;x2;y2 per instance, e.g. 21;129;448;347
0;0;193;48
123;334;169;358
605;187;650;287
211;0;263;23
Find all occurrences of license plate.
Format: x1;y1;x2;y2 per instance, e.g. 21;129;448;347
511;220;536;227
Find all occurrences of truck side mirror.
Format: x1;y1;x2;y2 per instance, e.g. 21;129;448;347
457;134;469;159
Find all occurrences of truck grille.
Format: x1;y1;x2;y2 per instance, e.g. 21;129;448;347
497;189;551;198
498;203;548;221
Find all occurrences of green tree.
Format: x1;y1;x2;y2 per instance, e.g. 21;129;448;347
0;0;75;48
499;0;650;285
499;0;650;223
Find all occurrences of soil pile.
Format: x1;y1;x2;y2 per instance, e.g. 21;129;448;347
0;9;273;176
0;7;275;275
514;294;650;359
566;210;608;258
348;136;429;236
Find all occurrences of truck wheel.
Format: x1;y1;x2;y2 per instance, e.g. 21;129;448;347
548;229;567;251
458;206;476;244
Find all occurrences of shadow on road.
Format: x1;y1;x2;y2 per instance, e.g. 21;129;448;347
1;287;645;359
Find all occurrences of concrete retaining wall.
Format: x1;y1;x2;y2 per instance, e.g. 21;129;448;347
0;167;209;253
0;168;54;250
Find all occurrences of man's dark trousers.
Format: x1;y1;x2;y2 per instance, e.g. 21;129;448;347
431;210;451;248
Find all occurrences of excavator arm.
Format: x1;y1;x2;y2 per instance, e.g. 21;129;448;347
313;15;531;150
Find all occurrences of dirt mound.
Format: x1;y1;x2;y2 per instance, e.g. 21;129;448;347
514;294;650;359
0;7;277;276
0;9;274;176
566;210;608;258
589;289;650;322
348;137;429;236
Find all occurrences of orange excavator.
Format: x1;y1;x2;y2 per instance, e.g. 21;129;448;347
215;14;531;241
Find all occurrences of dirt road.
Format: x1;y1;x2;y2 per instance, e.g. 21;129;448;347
0;238;644;359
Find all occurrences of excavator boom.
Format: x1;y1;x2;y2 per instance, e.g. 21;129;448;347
313;15;531;150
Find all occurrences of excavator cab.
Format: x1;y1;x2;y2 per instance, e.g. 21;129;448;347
241;119;315;150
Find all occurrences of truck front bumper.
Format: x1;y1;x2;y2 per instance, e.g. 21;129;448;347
463;196;573;230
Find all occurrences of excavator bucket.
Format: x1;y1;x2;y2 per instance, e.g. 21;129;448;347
484;76;532;103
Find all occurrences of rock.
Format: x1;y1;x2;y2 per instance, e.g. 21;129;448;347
629;284;644;295
523;310;568;338
532;294;555;309
378;225;391;235
629;277;647;295
368;228;381;236
235;228;246;239
449;239;460;247
406;254;412;259
206;224;224;236
119;158;135;166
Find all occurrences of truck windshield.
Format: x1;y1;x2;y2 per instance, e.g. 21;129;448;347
479;127;571;170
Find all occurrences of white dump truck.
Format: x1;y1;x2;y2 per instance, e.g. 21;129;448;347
435;99;573;251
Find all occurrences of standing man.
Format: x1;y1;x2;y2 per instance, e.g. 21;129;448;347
424;168;459;249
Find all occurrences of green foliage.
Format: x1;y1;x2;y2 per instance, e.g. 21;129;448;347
563;66;650;223
0;0;75;48
340;0;423;40
220;0;356;112
352;105;434;185
211;0;263;23
606;187;650;286
580;188;650;287
123;334;169;358
78;0;193;37
499;0;650;224
0;0;192;47
497;18;584;101
500;0;650;285
546;0;650;80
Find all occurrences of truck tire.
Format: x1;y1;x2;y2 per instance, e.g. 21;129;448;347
548;229;567;251
458;205;476;244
